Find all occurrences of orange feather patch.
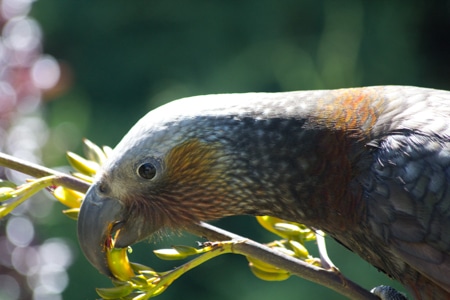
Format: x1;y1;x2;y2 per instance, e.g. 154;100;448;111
318;88;384;133
164;138;225;187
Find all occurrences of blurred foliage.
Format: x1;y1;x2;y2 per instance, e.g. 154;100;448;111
32;0;450;149
7;0;445;299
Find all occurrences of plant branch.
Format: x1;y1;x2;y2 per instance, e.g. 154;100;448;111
0;151;378;300
189;223;378;300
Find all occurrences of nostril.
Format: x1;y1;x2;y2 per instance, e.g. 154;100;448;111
98;182;109;194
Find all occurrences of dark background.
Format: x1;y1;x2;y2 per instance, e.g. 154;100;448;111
22;0;450;299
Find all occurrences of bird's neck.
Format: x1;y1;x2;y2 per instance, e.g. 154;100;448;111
216;116;371;233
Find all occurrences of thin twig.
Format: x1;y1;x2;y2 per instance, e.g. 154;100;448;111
0;151;378;300
0;152;90;192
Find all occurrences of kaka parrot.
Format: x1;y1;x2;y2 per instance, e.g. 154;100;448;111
77;86;450;299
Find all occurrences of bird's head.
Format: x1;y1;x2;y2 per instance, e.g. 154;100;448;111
77;93;300;277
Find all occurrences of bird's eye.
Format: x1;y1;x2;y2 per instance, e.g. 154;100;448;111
137;162;157;180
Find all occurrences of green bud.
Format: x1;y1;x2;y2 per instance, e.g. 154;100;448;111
96;284;133;299
130;276;148;286
249;264;290;281
273;223;303;235
130;262;156;274
83;138;108;165
62;208;79;220
153;248;191;260
66;152;99;176
0;187;15;202
288;240;309;258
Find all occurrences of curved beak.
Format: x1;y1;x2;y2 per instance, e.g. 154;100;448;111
77;183;124;277
77;183;160;277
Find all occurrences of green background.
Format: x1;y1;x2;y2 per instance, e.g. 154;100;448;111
29;0;450;299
